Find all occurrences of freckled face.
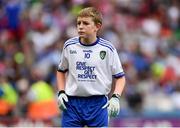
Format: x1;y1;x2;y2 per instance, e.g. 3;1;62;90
77;17;99;38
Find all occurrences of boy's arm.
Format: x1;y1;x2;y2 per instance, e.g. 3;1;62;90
56;71;66;91
57;71;68;110
113;76;126;96
108;76;125;117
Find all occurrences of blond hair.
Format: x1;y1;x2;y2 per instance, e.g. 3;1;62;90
77;7;102;25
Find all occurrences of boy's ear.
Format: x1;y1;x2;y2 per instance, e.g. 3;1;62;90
96;23;102;30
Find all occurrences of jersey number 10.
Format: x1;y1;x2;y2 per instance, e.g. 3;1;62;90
84;53;90;59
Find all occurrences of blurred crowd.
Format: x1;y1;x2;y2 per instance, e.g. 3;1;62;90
0;0;179;126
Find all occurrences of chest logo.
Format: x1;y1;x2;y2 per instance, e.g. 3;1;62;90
100;51;106;60
70;50;77;54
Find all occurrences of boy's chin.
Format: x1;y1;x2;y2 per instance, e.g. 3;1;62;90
79;35;87;38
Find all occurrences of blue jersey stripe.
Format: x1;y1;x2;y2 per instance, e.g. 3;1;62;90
64;37;79;47
99;40;114;48
57;68;68;73
113;72;125;78
97;43;114;52
64;42;78;49
99;39;114;50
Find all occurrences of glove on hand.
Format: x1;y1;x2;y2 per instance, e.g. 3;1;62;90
108;94;120;117
58;90;68;110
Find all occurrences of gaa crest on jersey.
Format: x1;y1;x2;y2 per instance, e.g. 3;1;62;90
100;51;106;60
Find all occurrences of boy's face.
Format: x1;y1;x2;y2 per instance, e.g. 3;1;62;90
77;17;100;38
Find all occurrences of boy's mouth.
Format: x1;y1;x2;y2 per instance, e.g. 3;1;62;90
78;31;85;35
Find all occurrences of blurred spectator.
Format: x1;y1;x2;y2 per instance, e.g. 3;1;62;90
15;78;29;117
170;82;180;110
26;80;59;121
0;75;18;116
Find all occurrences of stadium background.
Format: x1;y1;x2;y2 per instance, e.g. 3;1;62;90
0;0;179;127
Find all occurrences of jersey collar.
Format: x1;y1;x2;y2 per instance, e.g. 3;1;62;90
79;37;99;46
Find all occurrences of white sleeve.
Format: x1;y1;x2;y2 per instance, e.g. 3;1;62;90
111;49;125;78
57;47;68;72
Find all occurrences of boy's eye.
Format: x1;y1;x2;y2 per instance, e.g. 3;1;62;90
83;22;89;25
77;22;81;25
77;21;89;26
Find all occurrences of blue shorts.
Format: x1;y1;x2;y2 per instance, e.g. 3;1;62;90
61;95;108;127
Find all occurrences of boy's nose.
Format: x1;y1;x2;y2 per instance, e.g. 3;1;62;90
79;24;83;28
79;25;84;30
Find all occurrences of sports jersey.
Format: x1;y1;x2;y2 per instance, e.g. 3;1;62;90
57;36;125;96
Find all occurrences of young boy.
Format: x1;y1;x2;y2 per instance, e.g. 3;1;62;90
57;7;125;127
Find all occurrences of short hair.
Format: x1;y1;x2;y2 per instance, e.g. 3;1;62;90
77;7;102;25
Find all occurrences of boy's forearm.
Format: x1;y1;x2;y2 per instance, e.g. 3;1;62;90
56;71;66;91
114;76;126;96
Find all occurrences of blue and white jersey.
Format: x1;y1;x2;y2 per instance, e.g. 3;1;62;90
58;37;125;96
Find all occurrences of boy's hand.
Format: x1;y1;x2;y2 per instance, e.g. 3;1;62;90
108;94;120;117
58;90;68;110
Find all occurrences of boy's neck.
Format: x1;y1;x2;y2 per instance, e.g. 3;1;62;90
80;35;97;45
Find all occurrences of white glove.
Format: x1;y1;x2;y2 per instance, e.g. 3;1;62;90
57;90;68;110
108;94;120;117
